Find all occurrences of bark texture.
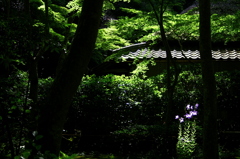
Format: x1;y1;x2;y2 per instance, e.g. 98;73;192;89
158;6;178;159
36;0;104;156
199;0;219;158
148;0;179;158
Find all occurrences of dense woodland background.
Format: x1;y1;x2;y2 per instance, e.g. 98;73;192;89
1;0;240;158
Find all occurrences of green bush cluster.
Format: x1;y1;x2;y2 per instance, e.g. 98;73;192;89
63;69;204;154
63;69;240;157
1;69;240;158
0;71;31;158
63;74;166;153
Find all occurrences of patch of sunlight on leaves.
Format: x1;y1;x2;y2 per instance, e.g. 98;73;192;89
59;151;79;159
60;152;118;159
111;0;130;3
66;0;82;14
131;57;156;79
96;27;130;51
33;22;45;28
50;28;65;42
50;4;69;16
120;7;143;15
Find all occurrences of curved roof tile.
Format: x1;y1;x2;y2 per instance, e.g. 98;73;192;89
121;49;240;60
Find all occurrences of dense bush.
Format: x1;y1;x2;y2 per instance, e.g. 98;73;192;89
63;69;203;154
62;69;240;157
0;71;54;158
0;71;31;158
63;74;165;154
1;69;240;158
216;71;240;151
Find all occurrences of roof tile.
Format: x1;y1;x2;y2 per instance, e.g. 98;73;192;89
121;49;240;60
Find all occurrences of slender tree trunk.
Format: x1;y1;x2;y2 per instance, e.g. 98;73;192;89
147;0;179;158
29;59;38;103
159;5;179;158
199;0;219;158
159;15;179;159
6;0;10;18
28;0;49;103
56;15;76;76
1;106;15;159
36;0;104;156
43;0;49;35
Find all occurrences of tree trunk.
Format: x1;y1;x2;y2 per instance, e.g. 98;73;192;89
159;6;178;159
199;0;219;158
36;0;104;156
147;0;179;158
43;0;49;35
29;59;38;103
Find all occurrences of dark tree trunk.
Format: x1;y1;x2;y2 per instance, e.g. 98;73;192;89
29;59;38;103
56;14;76;76
43;0;49;35
159;5;178;159
36;0;104;156
199;0;219;158
0;106;15;159
147;0;179;158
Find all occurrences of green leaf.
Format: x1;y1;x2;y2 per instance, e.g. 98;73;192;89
35;135;43;140
14;156;21;159
32;143;42;150
11;106;17;109
35;145;41;150
25;109;31;113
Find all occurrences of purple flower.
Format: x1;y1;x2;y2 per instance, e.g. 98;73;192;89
190;111;198;116
195;103;199;109
179;117;184;123
185;114;192;119
175;103;199;122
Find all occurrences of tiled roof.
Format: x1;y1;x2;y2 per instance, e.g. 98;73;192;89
121;49;240;60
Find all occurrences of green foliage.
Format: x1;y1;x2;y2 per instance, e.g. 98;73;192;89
60;151;120;159
14;151;31;159
103;1;115;11
0;70;56;158
2;0;240;157
130;57;156;78
66;0;82;15
2;68;240;157
177;121;197;159
103;7;240;51
38;77;54;101
110;0;131;3
0;70;32;158
110;8;157;43
176;67;203;104
65;67;200;154
63;74;165;153
34;0;78;52
211;11;240;43
59;152;79;159
218;146;240;159
96;26;130;51
0;16;30;69
165;13;199;41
